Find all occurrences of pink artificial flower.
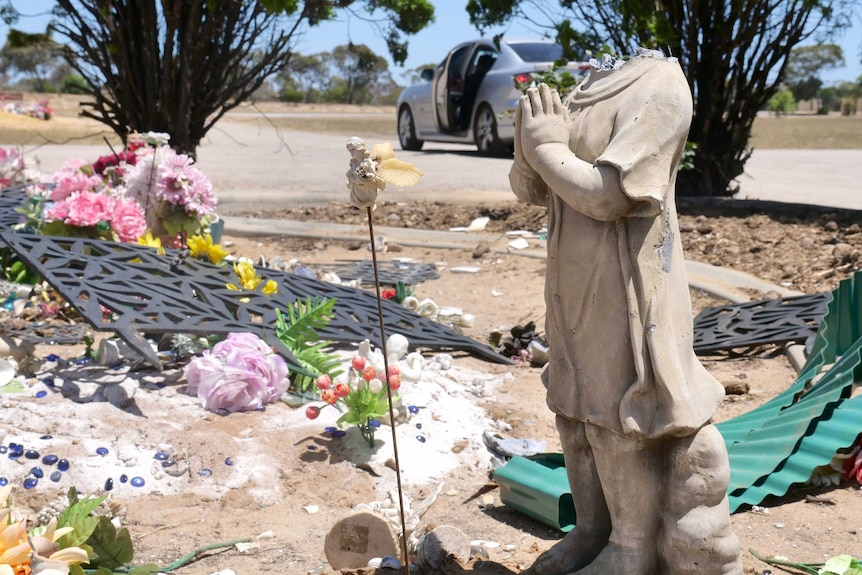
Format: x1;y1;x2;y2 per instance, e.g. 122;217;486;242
351;356;366;371
43;200;70;222
110;197;147;242
183;174;216;216
156;153;195;204
361;365;376;382
50;172;102;201
388;374;402;391
63;190;114;227
306;405;321;419
320;389;337;404
183;332;290;413
315;374;332;390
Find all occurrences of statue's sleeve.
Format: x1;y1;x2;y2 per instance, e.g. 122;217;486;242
509;153;549;207
596;64;693;218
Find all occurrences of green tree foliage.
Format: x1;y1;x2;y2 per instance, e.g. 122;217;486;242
767;89;797;116
0;0;432;156
0;27;64;90
326;43;392;104
277;52;329;103
785;44;845;101
465;0;856;196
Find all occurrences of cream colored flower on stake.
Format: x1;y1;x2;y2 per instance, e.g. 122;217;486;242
345;137;423;209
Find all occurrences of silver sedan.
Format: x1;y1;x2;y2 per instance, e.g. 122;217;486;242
396;38;587;156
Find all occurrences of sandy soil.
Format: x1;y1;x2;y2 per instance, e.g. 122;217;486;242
2;204;861;575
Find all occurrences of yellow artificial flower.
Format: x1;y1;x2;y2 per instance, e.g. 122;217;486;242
226;260;278;296
188;234;228;265
137;231;165;255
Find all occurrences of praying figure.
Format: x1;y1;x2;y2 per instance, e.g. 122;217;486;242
510;50;743;575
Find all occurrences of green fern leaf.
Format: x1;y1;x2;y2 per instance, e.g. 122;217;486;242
276;297;336;347
57;487;106;549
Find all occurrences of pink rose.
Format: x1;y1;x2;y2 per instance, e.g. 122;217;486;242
184;332;290;413
110;197;147;242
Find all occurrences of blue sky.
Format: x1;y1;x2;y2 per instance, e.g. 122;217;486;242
2;0;860;85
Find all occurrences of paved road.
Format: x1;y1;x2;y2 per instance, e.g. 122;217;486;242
17;115;862;211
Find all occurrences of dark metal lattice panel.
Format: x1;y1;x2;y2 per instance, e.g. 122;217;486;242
0;320;87;345
0;231;509;369
692;293;830;353
0;185;30;235
312;259;440;286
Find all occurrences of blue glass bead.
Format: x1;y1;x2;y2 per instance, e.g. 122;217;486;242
324;426;337;433
415;423;423;430
24;449;39;459
154;451;169;461
49;471;62;482
307;445;318;450
40;435;52;440
75;358;89;365
130;477;145;487
0;477;7;486
96;447;109;456
408;405;419;414
161;460;176;468
42;378;54;387
46;354;60;362
224;457;234;466
35;391;47;398
8;452;21;460
199;469;213;478
256;404;266;411
332;430;347;438
42;454;58;465
0;446;6;454
23;477;38;489
119;474;128;483
416;435;426;443
30;467;43;479
104;477;114;491
57;459;70;471
8;442;18;449
369;419;381;428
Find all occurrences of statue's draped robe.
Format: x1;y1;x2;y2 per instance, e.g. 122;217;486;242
510;56;725;438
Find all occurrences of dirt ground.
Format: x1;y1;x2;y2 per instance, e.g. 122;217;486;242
2;196;861;575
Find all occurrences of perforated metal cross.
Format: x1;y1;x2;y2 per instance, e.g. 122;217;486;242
0;231;509;369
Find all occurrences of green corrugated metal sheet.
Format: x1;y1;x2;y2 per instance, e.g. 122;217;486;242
717;271;862;512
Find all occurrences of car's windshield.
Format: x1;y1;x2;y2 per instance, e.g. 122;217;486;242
509;42;564;63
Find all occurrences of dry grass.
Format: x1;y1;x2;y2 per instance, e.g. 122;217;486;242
2;93;861;149
0;112;122;147
750;114;862;149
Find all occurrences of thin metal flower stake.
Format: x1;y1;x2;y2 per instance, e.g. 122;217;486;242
346;136;423;567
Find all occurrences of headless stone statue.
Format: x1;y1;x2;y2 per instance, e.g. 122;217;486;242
510;49;743;575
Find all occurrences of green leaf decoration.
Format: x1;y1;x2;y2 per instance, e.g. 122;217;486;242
57;487;106;549
275;297;336;347
86;516;134;570
292;340;344;393
0;379;26;394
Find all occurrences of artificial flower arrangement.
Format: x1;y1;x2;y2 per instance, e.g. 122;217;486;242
21;132;217;249
0;146;28;188
304;334;425;448
0;484;140;575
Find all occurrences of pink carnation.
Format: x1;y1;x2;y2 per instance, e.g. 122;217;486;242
110;197;147;242
183;332;289;413
63;190;115;227
50;172;102;201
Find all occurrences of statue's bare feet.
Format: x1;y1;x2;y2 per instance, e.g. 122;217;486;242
569;542;656;575
522;530;607;575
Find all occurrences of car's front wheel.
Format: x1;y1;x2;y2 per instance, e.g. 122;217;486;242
398;106;423;151
474;104;507;156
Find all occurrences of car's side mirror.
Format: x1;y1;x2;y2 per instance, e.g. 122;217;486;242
421;68;434;81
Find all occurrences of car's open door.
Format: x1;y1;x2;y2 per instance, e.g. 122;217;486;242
432;43;472;133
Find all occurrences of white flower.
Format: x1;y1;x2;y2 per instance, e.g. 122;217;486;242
417;298;439;319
